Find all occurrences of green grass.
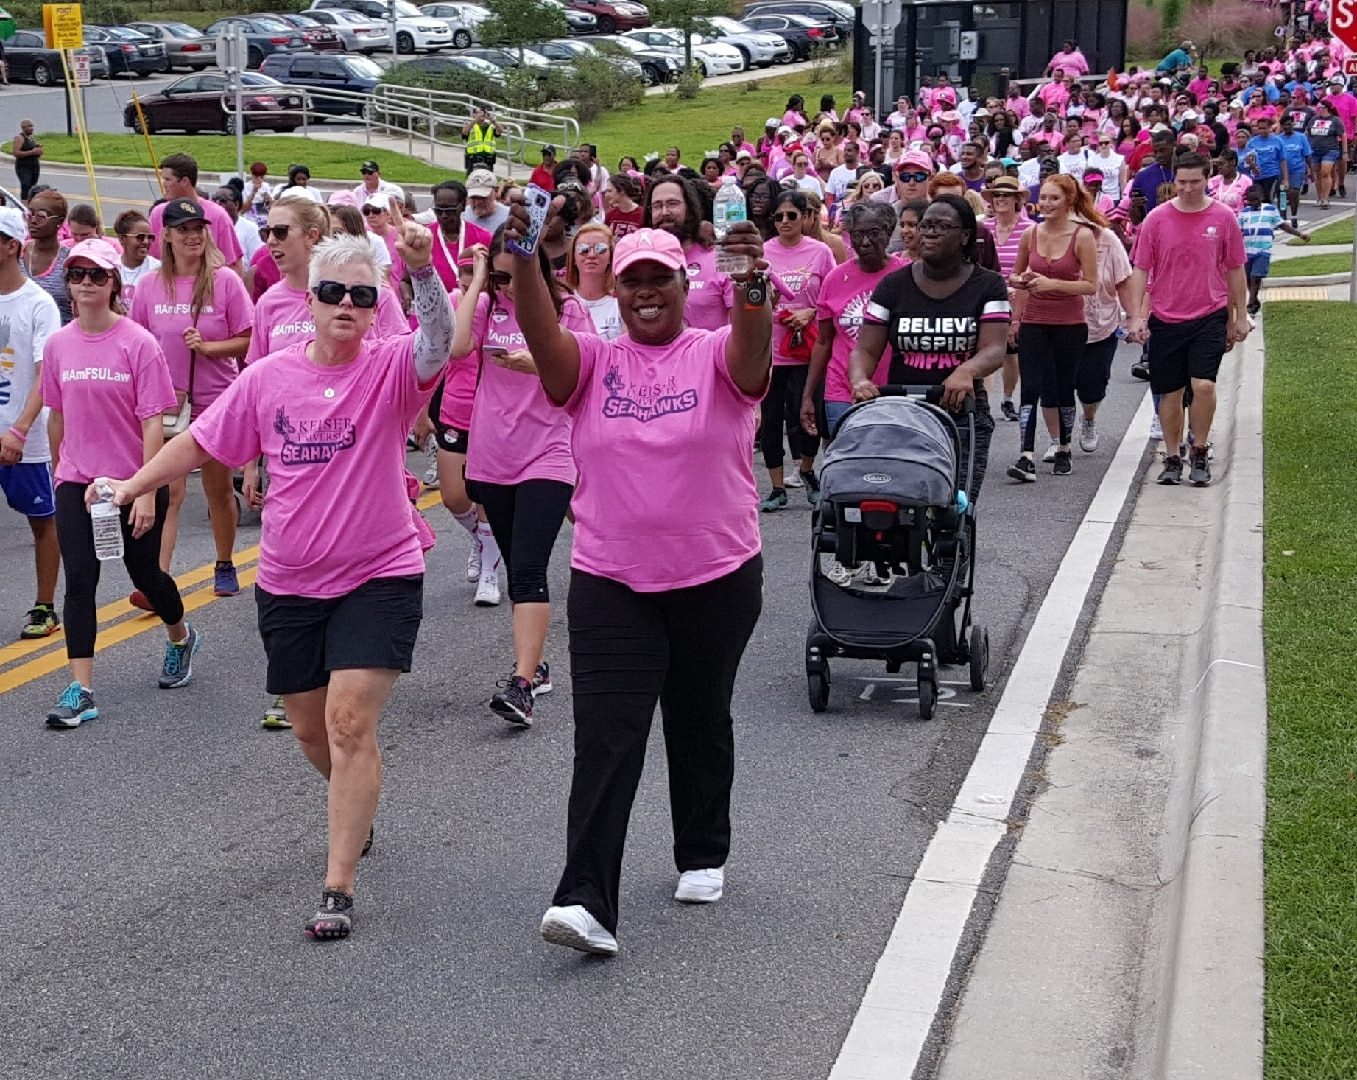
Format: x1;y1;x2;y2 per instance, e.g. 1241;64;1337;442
1268;252;1354;278
1291;218;1357;247
571;70;852;171
1262;302;1357;1080
25;133;449;184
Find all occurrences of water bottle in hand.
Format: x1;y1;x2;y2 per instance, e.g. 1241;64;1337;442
714;176;751;276
90;481;123;562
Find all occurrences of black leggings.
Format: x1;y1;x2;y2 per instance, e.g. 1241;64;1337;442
1018;322;1087;452
469;478;572;605
553;554;763;934
761;363;817;471
1077;334;1119;406
55;482;184;660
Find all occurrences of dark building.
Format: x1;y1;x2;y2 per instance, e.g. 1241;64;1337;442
853;0;1129;106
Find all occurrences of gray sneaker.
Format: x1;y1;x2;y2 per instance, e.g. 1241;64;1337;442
46;681;97;729
159;624;201;689
1079;418;1099;453
1042;437;1059;463
1189;448;1211;487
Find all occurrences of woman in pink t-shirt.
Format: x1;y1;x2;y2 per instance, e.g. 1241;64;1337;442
505;220;770;959
40;237;196;730
463;231;594;727
128;199;253;598
98;223;455;941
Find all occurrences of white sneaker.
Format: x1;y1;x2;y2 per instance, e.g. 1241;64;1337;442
540;905;618;956
784;469;804;488
474;568;501;607
826;562;853;587
1149;414;1163;441
466;535;483;583
1079;418;1099;453
675;867;725;903
1041;437;1059;463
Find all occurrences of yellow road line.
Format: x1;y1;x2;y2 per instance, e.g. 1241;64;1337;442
0;566;259;695
0;544;260;669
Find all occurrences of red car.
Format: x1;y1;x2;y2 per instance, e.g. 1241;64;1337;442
268;13;345;51
567;0;649;34
123;72;306;134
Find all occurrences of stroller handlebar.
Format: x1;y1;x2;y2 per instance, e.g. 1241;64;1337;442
875;384;976;416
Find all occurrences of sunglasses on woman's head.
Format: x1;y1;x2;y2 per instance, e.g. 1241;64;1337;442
311;280;379;308
65;266;111;286
260;224;293;242
574;241;609;257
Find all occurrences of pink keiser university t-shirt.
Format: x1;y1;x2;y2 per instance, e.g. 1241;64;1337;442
128;270;254;413
41;317;177;485
564;326;762;592
189;335;438;598
243;280;408;365
465;294;593;487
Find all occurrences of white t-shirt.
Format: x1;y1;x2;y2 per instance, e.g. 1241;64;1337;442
1057;149;1090;179
827;164;861;200
1018;157;1042;187
794;173;825;197
236;215;262;263
352;179;405;205
579;293;622;341
119;256;162;308
0;279;60;463
1087;151;1126;199
368;233;392;272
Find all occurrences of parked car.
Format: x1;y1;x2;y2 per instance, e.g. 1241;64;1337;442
269;13;345;52
307;0;453;53
7;30;108;85
202;15;309;70
123;71;306;134
567;0;649;34
616;29;742;76
304;8;392;53
260;51;382;114
462;45;552;74
126;21;216;71
83;25;170;77
534;37;654;84
739;12;838;61
744;0;854;39
418;2;480;48
543;0;596;34
400;52;505;85
694;16;789;67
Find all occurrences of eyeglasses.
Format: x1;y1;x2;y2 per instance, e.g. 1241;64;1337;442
917;222;962;235
488;270;513;287
260;224;293;242
362;205;386;216
897;171;930;183
64;266;112;286
28;209;58;222
311;280;379;308
772;211;801;222
574;241;609;257
119;231;154;243
433;205;464;216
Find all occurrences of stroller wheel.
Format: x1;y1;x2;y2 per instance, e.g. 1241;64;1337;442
969;624;989;692
808;667;830;713
917;673;937;721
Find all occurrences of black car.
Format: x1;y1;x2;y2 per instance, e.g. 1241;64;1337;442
83;25;170;77
740;12;839;60
202;15;310;70
6;30;109;85
259;52;383;115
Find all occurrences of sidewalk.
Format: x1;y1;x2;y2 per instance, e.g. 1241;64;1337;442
933;334;1268;1077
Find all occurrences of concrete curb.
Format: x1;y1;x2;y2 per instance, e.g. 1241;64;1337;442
1150;332;1267;1076
1264;271;1348;287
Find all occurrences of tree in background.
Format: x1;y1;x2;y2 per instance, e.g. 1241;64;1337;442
478;0;567;62
646;0;733;72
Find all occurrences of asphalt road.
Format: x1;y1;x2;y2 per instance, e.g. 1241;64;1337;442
1;351;1151;1079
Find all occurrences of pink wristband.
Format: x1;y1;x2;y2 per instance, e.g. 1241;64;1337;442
7;426;25;443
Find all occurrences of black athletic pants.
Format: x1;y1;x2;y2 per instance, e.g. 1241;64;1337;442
55;482;183;660
553;555;764;934
761;363;817;471
1018;322;1087;452
1077;334;1119;406
469;478;572;605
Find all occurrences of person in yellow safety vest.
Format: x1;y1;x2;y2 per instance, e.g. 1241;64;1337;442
462;107;503;174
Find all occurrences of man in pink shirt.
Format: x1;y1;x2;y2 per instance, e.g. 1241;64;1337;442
146;153;243;273
1125;151;1248;488
1036;69;1071;112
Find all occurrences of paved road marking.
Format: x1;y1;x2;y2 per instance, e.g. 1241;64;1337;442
827;389;1154;1079
1264;286;1329;301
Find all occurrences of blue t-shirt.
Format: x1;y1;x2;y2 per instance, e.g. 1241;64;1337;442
1278;131;1313;179
1243;135;1286;180
1129;161;1175;209
1157;48;1190;73
1238;204;1283;257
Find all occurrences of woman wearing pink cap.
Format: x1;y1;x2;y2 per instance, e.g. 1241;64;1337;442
41;237;199;730
503;213;769;958
93;219;455;942
129;198;254;599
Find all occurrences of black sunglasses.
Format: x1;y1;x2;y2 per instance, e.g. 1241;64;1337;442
312;280;379;308
897;171;931;183
488;270;513;287
362;205;386;216
65;266;112;286
260;224;293;242
433;205;464;216
772;211;801;222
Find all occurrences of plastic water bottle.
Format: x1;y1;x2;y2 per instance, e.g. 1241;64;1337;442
90;481;123;562
713;176;751;276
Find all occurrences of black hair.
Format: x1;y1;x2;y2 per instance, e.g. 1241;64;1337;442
772;188;809;216
553;159;591;187
432;179;468;201
488;225;563;314
642;173;708;246
927;194;979;263
819;94;836;113
786;94;804;111
739;173;780;239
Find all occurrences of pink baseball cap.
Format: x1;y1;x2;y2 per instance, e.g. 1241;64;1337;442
897;149;935;173
612;228;685;276
66;237;123;271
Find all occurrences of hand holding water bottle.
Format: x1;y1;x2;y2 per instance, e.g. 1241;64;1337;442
85;477;157;544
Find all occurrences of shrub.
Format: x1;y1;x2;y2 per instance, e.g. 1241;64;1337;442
1190;1;1280;58
1127;2;1164;58
570;54;646;122
674;66;702;100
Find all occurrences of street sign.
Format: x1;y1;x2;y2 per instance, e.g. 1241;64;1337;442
72;50;90;85
1334;0;1357;53
41;3;81;50
1346;57;1357;76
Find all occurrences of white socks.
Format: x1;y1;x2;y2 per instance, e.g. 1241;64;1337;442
476;521;502;571
452;505;480;537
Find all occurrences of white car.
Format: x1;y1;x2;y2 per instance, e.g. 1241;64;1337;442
621;28;742;75
308;0;454;52
419;3;484;48
699;16;791;68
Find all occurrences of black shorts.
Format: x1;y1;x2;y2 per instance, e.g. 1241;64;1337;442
1147;309;1228;396
427;380;470;454
255;574;424;696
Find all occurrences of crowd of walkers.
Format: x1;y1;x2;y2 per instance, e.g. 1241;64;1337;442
4;4;1342;949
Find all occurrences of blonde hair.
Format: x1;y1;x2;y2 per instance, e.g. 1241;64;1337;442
158;217;224;322
272;194;329;243
563;221;615;293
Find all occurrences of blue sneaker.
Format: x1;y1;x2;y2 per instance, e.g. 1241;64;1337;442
213;562;240;597
159;624;201;689
46;681;98;729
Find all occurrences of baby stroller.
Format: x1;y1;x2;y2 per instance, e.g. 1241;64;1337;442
805;386;988;721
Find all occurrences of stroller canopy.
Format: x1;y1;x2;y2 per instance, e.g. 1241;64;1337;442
820;397;957;507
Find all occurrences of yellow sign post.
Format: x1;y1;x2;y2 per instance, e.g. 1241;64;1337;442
42;4;101;222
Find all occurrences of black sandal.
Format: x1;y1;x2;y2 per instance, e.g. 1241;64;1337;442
304;889;354;941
